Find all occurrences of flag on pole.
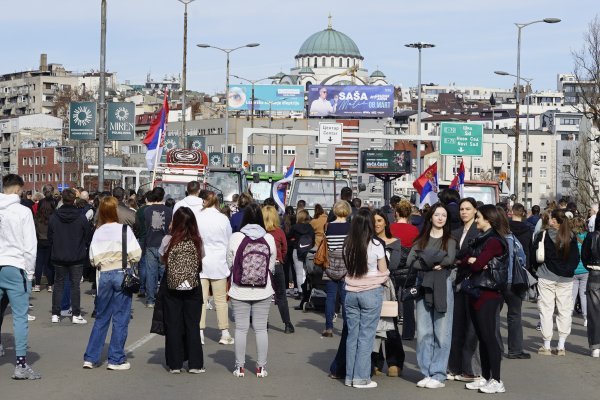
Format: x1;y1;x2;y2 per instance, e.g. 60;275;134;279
272;157;296;212
143;92;169;170
413;162;439;208
449;160;465;197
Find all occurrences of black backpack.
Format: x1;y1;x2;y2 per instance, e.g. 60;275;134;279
296;232;314;261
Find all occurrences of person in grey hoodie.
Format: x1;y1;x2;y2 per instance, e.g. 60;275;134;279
226;203;276;378
0;174;40;380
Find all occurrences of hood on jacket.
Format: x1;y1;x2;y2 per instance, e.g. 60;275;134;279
0;193;20;210
509;220;533;236
180;195;204;208
241;224;267;240
54;204;84;223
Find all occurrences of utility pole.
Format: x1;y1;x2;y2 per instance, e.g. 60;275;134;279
98;0;107;191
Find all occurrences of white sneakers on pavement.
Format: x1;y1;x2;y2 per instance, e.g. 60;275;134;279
591;349;600;358
425;379;445;389
107;362;131;371
417;376;431;387
72;315;87;324
219;330;235;345
353;381;377;389
479;379;506;394
51;315;59;323
466;378;488;390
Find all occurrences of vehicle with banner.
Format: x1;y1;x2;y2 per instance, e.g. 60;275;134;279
245;171;284;204
286;168;354;213
438;180;500;204
154;148;247;202
307;85;394;118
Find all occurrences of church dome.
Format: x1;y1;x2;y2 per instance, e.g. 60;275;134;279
370;70;386;78
296;22;363;60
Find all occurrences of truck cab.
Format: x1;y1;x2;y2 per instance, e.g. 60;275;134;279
287;168;353;213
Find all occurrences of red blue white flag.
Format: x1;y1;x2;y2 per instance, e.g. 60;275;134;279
143;92;169;170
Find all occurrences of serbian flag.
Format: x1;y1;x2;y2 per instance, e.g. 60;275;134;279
449;160;465;197
143;92;169;170
413;162;439;208
272;157;296;212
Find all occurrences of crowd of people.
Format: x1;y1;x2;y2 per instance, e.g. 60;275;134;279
1;172;600;394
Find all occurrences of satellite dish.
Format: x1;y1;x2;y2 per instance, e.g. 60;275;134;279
212;96;220;103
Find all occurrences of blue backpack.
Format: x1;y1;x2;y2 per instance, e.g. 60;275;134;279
506;233;529;290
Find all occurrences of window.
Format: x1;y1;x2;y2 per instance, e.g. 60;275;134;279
347;58;350;67
71;173;77;181
22;157;27;166
493;151;502;162
563;165;571;173
540;168;547;178
315;148;320;158
41;173;46;181
35;174;40;181
262;145;275;155
55;173;60;181
283;146;296;155
562;180;571;188
472;167;482;175
561;118;580;125
247;145;255;155
540;152;547;163
331;57;334;67
29;157;33;166
339;58;342;67
521;183;533;192
41;156;47;164
563;149;571;157
313;58;317;68
227;145;236;153
28;174;33;181
207;145;214;154
493;166;501;176
522;152;533;162
522;167;532;177
322;57;325;67
368;176;376;183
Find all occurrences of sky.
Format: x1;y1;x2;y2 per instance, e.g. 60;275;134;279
1;0;596;94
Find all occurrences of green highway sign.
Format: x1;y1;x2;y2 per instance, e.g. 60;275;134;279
69;102;97;140
440;122;483;156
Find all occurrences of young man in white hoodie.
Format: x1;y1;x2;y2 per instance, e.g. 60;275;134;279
173;181;205;224
0;174;41;380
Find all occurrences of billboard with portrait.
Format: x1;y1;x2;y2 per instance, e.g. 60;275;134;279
361;150;412;174
307;85;394;118
227;85;304;111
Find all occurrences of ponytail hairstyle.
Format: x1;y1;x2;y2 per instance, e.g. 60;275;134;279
344;208;376;278
551;209;572;260
165;207;203;271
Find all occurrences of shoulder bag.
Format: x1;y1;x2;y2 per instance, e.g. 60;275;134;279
380;278;399;318
121;225;141;294
400;257;423;302
536;230;546;264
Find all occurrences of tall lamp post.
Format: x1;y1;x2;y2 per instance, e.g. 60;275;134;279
511;18;560;201
178;0;195;141
196;43;260;165
405;42;435;178
98;0;107;191
495;71;533;206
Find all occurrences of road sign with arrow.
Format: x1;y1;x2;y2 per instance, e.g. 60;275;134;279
319;122;343;145
440;122;483;156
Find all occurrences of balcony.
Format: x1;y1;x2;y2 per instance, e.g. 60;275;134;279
41;101;54;107
42;88;56;95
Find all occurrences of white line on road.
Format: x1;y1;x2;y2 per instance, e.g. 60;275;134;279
126;333;157;354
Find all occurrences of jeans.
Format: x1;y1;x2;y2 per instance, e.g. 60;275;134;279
448;291;480;376
273;263;292;325
573;273;589;317
345;286;384;386
84;269;132;365
145;247;164;305
34;245;53;286
52;264;83;316
537;277;573;341
0;266;31;356
501;286;525;355
325;279;346;330
415;277;454;382
231;297;271;368
61;273;71;311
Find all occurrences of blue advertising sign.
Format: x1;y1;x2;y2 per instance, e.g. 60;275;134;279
227;85;304;111
307;85;394;118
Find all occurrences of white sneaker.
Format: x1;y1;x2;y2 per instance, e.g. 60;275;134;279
446;373;455;381
584;318;588;327
592;349;600;358
83;361;95;369
233;366;245;377
32;285;41;292
170;369;181;374
417;376;431;387
51;315;59;323
188;368;206;374
72;315;88;324
200;330;205;345
256;367;268;378
28;314;36;321
61;308;73;317
354;381;378;389
206;300;214;310
466;378;488;390
107;362;131;370
479;379;506;394
425;379;445;389
219;332;235;345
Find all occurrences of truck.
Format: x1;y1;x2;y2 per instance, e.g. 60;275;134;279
154;149;247;202
245;171;284;204
286;168;357;213
438;180;500;204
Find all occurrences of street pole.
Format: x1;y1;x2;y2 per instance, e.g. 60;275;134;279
515;26;522;202
61;147;65;191
405;42;435;178
268;102;272;171
98;0;107;192
525;84;530;208
178;0;195;142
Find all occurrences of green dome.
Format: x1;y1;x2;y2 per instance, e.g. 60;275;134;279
298;67;315;75
370;70;386;78
296;27;363;59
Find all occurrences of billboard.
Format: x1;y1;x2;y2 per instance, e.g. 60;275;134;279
69;102;97;140
361;150;412;174
107;102;135;141
227;85;304;111
308;85;394;118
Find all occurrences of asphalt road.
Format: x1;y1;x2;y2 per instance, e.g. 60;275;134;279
1;283;599;400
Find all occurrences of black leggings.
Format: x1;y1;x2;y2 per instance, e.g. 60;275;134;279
470;297;503;381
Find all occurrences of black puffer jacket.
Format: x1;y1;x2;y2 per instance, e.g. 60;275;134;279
468;229;509;291
581;231;600;268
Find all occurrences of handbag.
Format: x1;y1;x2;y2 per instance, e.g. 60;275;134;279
120;224;141;294
314;237;329;268
536;230;546;264
380;301;399;318
400;258;423;302
458;276;481;298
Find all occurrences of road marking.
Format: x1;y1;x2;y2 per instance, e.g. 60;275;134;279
126;333;157;354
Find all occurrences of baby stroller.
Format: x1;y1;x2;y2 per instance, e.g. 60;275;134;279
302;249;327;311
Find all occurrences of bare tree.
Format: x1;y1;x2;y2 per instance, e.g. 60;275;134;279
570;16;600;211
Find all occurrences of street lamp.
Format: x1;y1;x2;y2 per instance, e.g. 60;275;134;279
197;42;260;165
177;0;195;141
511;17;560;202
98;0;107;192
57;146;72;192
405;42;435;178
495;70;534;207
